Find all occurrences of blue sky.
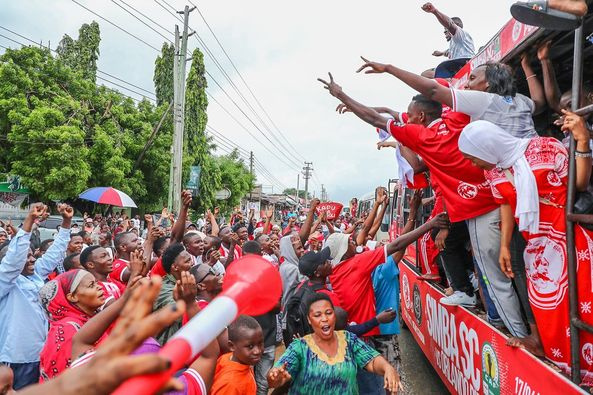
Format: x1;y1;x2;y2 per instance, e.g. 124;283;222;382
0;0;516;204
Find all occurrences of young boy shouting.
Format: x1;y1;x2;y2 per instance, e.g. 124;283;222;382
211;315;264;395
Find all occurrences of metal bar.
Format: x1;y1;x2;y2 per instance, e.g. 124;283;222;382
573;317;593;334
574;103;593;117
567;213;593;224
566;24;584;386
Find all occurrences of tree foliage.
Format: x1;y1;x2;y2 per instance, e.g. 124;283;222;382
0;22;253;213
282;188;310;199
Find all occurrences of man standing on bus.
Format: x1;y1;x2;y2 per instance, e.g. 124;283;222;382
421;2;475;78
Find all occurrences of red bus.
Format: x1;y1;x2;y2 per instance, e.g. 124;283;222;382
388;10;593;395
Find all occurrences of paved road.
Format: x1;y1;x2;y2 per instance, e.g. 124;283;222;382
399;328;450;394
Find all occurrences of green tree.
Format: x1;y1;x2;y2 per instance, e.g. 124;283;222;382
184;48;219;211
214;150;254;214
56;21;100;82
153;43;174;106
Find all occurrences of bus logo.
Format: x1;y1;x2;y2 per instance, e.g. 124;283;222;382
482;342;500;394
402;274;411;310
413;284;422;326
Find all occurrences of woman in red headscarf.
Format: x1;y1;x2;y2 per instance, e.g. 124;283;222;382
38;269;105;381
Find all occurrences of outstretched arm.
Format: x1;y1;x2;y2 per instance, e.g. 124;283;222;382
356;189;384;246
357;58;453;107
369;195;389;239
386;212;449;256
318;73;389;130
422;2;457;35
299;199;320;245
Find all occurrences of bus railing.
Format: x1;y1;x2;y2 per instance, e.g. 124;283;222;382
566;23;593;386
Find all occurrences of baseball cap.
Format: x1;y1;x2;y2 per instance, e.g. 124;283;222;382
298;247;331;277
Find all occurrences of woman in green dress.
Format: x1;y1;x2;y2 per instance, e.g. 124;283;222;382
267;293;401;394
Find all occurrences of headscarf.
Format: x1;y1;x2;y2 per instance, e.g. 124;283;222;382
279;235;299;267
458;120;539;233
325;233;350;267
39;269;94;381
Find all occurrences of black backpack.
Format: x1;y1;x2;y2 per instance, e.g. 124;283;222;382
285;280;324;341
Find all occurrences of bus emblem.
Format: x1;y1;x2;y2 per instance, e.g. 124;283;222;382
482;342;500;394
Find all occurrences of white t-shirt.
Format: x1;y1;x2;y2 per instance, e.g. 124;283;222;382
449;27;475;60
451;89;538;138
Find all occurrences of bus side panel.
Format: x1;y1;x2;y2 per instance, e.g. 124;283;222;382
399;262;584;395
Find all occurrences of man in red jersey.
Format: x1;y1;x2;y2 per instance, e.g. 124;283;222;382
108;231;140;289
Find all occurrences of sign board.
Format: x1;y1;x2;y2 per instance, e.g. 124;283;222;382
0;176;29;194
399;262;584;395
214;188;231;200
315;202;343;221
186;166;201;197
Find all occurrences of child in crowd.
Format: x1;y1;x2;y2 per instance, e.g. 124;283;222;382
210;315;264;395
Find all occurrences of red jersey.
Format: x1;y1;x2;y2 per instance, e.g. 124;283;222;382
107;258;128;289
387;115;498;222
149;257;166;277
218;244;242;260
329;247;387;336
98;280;123;304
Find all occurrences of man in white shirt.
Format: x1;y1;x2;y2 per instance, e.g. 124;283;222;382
422;2;475;78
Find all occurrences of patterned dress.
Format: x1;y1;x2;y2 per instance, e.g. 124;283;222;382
275;330;379;395
484;137;593;384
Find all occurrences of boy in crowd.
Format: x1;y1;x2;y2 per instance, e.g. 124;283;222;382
211;315;264;395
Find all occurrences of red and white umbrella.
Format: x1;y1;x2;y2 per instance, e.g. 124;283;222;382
78;187;137;208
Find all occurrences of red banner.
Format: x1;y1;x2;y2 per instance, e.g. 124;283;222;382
399;262;584;395
315;202;343;221
453;19;539;88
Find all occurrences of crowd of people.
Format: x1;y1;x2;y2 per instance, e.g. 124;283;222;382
1;1;592;394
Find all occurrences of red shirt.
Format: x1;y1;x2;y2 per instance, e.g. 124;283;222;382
149;257;166;277
387;115;498;222
107;258;128;289
218;244;242;260
98;280;123;303
329;247;387;336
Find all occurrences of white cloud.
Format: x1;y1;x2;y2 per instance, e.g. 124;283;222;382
0;0;516;204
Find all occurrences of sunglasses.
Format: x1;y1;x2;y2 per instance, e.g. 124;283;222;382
196;267;217;283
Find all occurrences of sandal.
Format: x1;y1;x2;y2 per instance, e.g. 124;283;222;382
511;0;582;31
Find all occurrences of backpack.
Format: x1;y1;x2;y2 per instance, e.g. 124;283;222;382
285;280;324;341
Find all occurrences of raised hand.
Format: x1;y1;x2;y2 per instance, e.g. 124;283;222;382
317;72;343;97
173;271;197;305
209;250;221;265
29;203;47;219
181;190;192;208
129;249;146;277
144;214;153;224
561;109;589;141
58;203;74;219
356;57;388;74
336;103;351;114
421;2;436;13
409;190;423;215
310;198;321;210
537;40;551;61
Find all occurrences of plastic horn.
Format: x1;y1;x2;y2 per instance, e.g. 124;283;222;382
112;255;281;395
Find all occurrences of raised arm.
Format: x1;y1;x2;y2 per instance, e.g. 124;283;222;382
170;191;192;243
318;73;390;130
0;203;46;296
356;190;383;246
386;212;449;256
421;2;457;35
298;198;320;245
392;190;424;263
537;41;562;114
369;194;389;240
35;204;74;279
520;53;546;115
562;110;593;191
208;209;220;236
337;103;401;122
357;58;453;107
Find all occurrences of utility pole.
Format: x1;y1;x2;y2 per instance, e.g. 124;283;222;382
295;174;300;209
249;151;254;201
321;184;327;202
168;5;194;213
302;162;313;208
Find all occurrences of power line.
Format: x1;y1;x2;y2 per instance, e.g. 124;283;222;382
110;0;172;44
188;0;308;163
156;0;305;168
70;0;161;52
96;75;156;102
